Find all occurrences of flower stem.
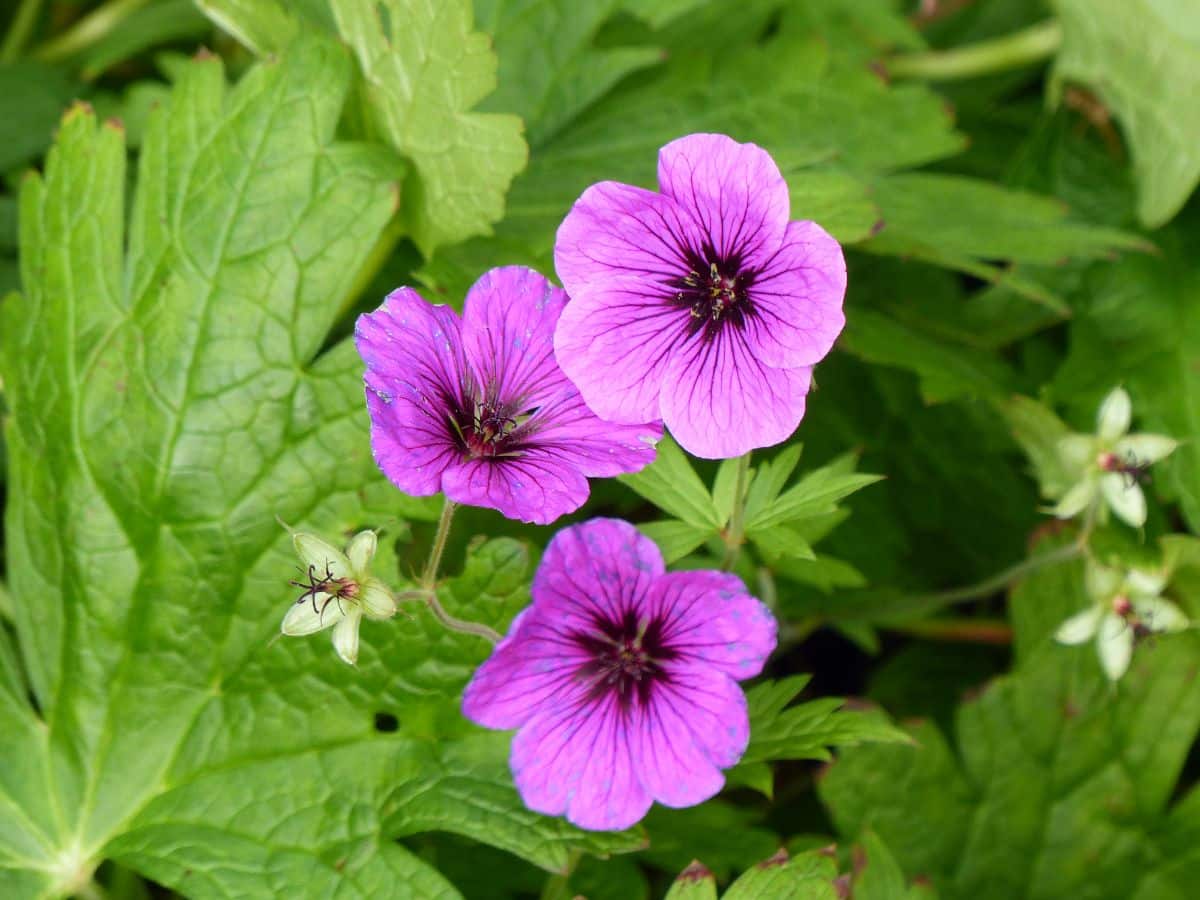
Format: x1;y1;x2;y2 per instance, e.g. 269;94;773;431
413;500;502;644
887;19;1062;81
31;0;150;63
0;0;43;62
721;452;752;571
887;617;1013;645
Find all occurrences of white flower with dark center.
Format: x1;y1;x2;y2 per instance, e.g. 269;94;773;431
1053;387;1177;528
1056;561;1187;681
280;530;396;665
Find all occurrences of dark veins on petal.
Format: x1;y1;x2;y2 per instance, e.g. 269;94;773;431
572;607;679;710
444;379;541;461
668;241;759;342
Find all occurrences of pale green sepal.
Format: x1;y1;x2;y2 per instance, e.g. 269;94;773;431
359;579;396;620
1100;472;1146;527
1126;568;1167;598
1136;597;1189;634
331;608;363;666
1115;433;1179;464
346;530;378;575
1085;561;1123;602
293;532;352;579
1097;613;1134;681
1097;387;1132;441
1054;478;1096;519
1056;606;1103;645
281;597;340;636
1056;434;1096;472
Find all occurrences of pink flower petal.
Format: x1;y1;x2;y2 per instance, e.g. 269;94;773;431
462;610;587;730
744;220;847;368
532;518;665;630
648;570;777;678
441;452;591;525
656;133;790;267
554;181;698;424
460;265;568;408
355;289;467;495
512;692;652;831
632;664;751;808
661;330;812;458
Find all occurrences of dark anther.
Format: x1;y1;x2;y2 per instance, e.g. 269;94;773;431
290;562;357;617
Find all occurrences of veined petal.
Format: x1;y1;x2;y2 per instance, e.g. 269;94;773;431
554;181;698;424
1135;596;1188;633
293;533;351;580
1097;613;1133;681
656;133;790;267
740;220;846;369
632;665;750;810
512;691;652;831
331;607;363;666
460;266;568;408
1055;606;1102;644
346;530;377;576
281;596;342;636
1100;472;1146;527
1096;387;1131;441
462;609;588;730
355;289;468;496
523;390;661;479
532;518;665;633
358;578;396;620
1115;433;1179;464
441;453;591;525
646;570;776;678
662;330;812;458
1053;478;1097;520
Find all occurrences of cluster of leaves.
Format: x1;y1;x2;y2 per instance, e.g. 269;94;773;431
2;0;1200;899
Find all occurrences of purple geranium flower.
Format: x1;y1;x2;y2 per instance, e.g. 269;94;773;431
554;132;846;459
355;267;661;524
463;518;777;831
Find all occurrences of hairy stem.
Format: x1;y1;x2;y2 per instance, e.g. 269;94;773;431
32;0;151;62
721;452;752;571
888;19;1063;81
0;0;43;62
413;500;501;644
887;617;1013;645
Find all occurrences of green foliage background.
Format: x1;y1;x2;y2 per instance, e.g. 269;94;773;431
2;0;1199;898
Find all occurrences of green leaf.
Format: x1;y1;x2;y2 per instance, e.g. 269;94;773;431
330;0;528;256
746;455;882;532
1050;0;1200;227
639;803;778;882
864;173;1152;306
722;849;839;900
618;436;721;529
79;0;210;81
195;0;299;54
742;445;803;526
747;526;816;565
638;520;714;565
0;40;630;897
476;0;664;145
736;676;909;768
711;458;743;528
997;395;1077;500
840;307;1015;403
853;831;928;900
664;861;719;900
819;551;1200;899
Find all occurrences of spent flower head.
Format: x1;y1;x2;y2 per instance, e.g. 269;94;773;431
280;529;396;666
462;518;777;831
553;132;846;459
355;266;661;524
1053;387;1177;528
1055;560;1187;681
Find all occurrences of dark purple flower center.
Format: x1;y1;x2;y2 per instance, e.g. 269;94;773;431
668;245;758;341
573;608;678;710
448;394;535;460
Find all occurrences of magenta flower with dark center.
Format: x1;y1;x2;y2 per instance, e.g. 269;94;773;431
462;518;777;831
553;132;847;459
355;267;661;524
